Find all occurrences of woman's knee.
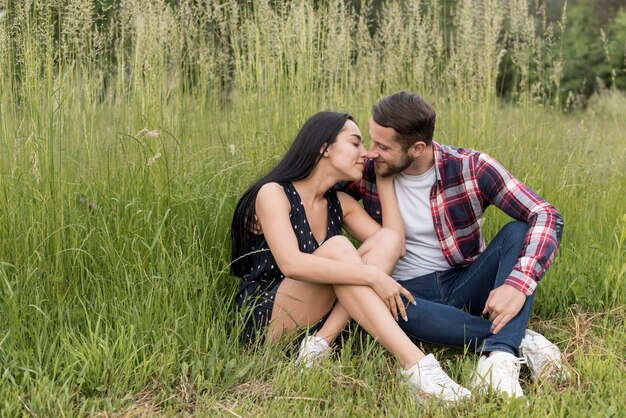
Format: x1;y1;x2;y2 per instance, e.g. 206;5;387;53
373;228;404;257
317;235;361;262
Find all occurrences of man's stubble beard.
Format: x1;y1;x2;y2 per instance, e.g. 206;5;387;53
376;153;413;177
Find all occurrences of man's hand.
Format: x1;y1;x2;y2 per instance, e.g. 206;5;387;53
482;284;526;334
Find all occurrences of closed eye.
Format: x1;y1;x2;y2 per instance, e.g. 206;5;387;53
372;140;388;151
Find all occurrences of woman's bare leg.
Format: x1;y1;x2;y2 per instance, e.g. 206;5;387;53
333;284;424;368
267;234;425;368
266;230;403;343
266;235;362;342
266;279;337;343
314;233;425;368
358;228;404;275
314;228;403;343
266;234;468;401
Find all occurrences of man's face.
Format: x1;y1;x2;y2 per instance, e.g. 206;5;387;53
367;118;413;177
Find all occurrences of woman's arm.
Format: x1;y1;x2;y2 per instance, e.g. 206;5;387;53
337;191;381;242
256;183;382;286
257;182;415;318
375;175;406;254
339;176;405;255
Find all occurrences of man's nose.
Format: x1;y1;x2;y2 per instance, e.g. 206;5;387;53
367;148;380;159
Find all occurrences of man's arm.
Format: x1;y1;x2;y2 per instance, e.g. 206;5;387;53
476;153;564;296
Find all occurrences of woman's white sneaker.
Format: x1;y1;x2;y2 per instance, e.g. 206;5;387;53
400;354;471;403
295;335;331;368
472;352;526;398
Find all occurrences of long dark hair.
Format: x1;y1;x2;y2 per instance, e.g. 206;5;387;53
230;111;353;277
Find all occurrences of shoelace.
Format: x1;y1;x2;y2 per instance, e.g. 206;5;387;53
492;356;527;377
421;363;456;387
513;357;527;365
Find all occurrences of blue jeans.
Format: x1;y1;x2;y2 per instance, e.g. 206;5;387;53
398;221;539;357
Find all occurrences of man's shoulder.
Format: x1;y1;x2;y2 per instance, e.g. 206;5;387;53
436;143;486;177
437;142;483;161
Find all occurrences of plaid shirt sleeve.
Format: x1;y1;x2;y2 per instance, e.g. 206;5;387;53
343;179;363;200
476;154;563;296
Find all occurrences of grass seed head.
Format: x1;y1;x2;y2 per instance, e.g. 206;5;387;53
147;152;161;166
137;128;159;138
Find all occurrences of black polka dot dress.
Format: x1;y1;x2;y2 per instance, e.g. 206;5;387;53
236;182;343;344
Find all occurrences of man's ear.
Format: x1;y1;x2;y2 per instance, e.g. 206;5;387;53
409;141;427;157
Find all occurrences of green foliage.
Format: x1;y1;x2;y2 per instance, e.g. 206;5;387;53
559;0;626;105
607;8;626;89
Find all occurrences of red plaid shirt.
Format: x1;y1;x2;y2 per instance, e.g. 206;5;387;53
345;142;563;296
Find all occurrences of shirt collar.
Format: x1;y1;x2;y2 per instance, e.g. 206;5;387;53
432;141;443;182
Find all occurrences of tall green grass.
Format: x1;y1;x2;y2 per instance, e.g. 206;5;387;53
0;0;624;415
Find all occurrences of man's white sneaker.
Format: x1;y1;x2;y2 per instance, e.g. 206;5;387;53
472;352;526;398
520;329;569;381
400;354;472;403
295;335;331;368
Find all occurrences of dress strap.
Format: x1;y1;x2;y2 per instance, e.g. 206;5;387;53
279;182;299;208
324;189;343;235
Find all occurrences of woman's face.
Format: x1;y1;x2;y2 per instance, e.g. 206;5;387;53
325;119;367;181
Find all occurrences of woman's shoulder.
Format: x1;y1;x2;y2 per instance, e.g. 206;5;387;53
258;181;290;195
257;182;291;207
258;181;283;194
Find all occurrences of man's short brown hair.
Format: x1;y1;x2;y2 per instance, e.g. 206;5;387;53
372;91;436;149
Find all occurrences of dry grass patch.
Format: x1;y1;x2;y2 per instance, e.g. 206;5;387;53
528;305;626;392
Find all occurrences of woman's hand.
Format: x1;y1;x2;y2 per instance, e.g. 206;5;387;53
368;268;416;322
375;172;394;187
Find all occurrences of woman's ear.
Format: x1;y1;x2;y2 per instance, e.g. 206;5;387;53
320;143;330;157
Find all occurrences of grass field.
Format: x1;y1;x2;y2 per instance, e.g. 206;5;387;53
0;1;625;416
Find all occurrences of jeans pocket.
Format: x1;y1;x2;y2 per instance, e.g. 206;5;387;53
402;273;442;302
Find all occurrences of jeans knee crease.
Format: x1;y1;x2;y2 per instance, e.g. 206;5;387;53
450;246;501;295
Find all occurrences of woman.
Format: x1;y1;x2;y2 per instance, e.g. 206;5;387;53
231;112;470;403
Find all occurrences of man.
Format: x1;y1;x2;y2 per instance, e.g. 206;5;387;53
343;91;564;398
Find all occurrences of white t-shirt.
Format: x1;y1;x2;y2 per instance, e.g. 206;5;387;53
393;166;451;280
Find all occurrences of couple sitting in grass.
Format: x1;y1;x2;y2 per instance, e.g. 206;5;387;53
230;91;565;403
